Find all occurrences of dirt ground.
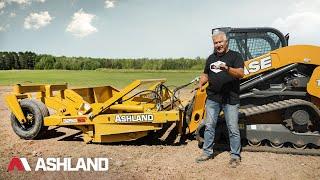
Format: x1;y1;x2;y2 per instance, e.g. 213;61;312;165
0;86;319;180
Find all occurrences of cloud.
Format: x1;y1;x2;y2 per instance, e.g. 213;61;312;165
9;12;16;17
0;24;10;32
291;0;320;13
272;0;320;45
0;2;5;10
66;9;98;38
24;11;53;30
6;0;31;5
0;26;5;32
34;0;46;3
105;0;115;8
2;0;44;8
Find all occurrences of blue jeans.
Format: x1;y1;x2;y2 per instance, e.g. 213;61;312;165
203;99;241;159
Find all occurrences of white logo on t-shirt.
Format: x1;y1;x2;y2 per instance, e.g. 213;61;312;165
210;61;225;73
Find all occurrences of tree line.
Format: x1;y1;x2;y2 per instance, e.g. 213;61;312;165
0;51;206;70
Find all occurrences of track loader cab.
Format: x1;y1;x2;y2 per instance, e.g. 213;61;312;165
215;27;288;61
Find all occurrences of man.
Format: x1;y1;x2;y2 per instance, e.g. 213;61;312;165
196;30;244;168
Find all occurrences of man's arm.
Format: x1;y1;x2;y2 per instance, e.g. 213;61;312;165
200;55;211;91
199;73;208;91
220;65;244;79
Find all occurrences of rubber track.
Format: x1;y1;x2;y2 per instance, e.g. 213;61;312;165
213;144;320;156
239;98;320;117
195;99;320;155
237;98;320;156
242;145;320;156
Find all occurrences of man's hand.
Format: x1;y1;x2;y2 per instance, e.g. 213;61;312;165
220;64;244;79
219;63;228;71
199;73;208;91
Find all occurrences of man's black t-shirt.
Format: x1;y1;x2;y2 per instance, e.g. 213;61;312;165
204;50;244;105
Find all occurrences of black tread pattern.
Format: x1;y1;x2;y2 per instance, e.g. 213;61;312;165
243;145;320;156
213;144;320;156
239;99;320;118
195;99;320;155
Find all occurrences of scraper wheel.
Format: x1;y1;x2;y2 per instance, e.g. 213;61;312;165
10;99;44;140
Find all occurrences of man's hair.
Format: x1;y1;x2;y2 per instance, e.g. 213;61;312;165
212;29;228;41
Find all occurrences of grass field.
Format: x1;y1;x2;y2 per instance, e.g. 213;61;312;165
0;70;201;88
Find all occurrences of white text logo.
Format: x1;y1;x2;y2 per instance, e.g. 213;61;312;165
8;157;109;172
244;56;272;75
115;114;154;123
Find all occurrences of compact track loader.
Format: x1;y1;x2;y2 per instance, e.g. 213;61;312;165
192;27;320;150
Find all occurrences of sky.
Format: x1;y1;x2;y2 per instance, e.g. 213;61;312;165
0;0;319;58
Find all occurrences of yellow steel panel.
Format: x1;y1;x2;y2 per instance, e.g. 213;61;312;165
109;104;144;112
188;88;207;133
91;79;167;116
45;84;67;97
243;45;320;79
43;115;91;126
307;66;320;98
43;116;62;126
188;109;205;133
12;84;67;95
13;84;45;94
64;89;86;106
91;80;142;115
47;84;68;91
63;89;91;115
94;132;148;143
76;125;94;143
92;86;119;103
72;88;95;103
5;94;26;123
43;97;69;115
273;45;320;66
92;111;180;124
94;123;161;135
